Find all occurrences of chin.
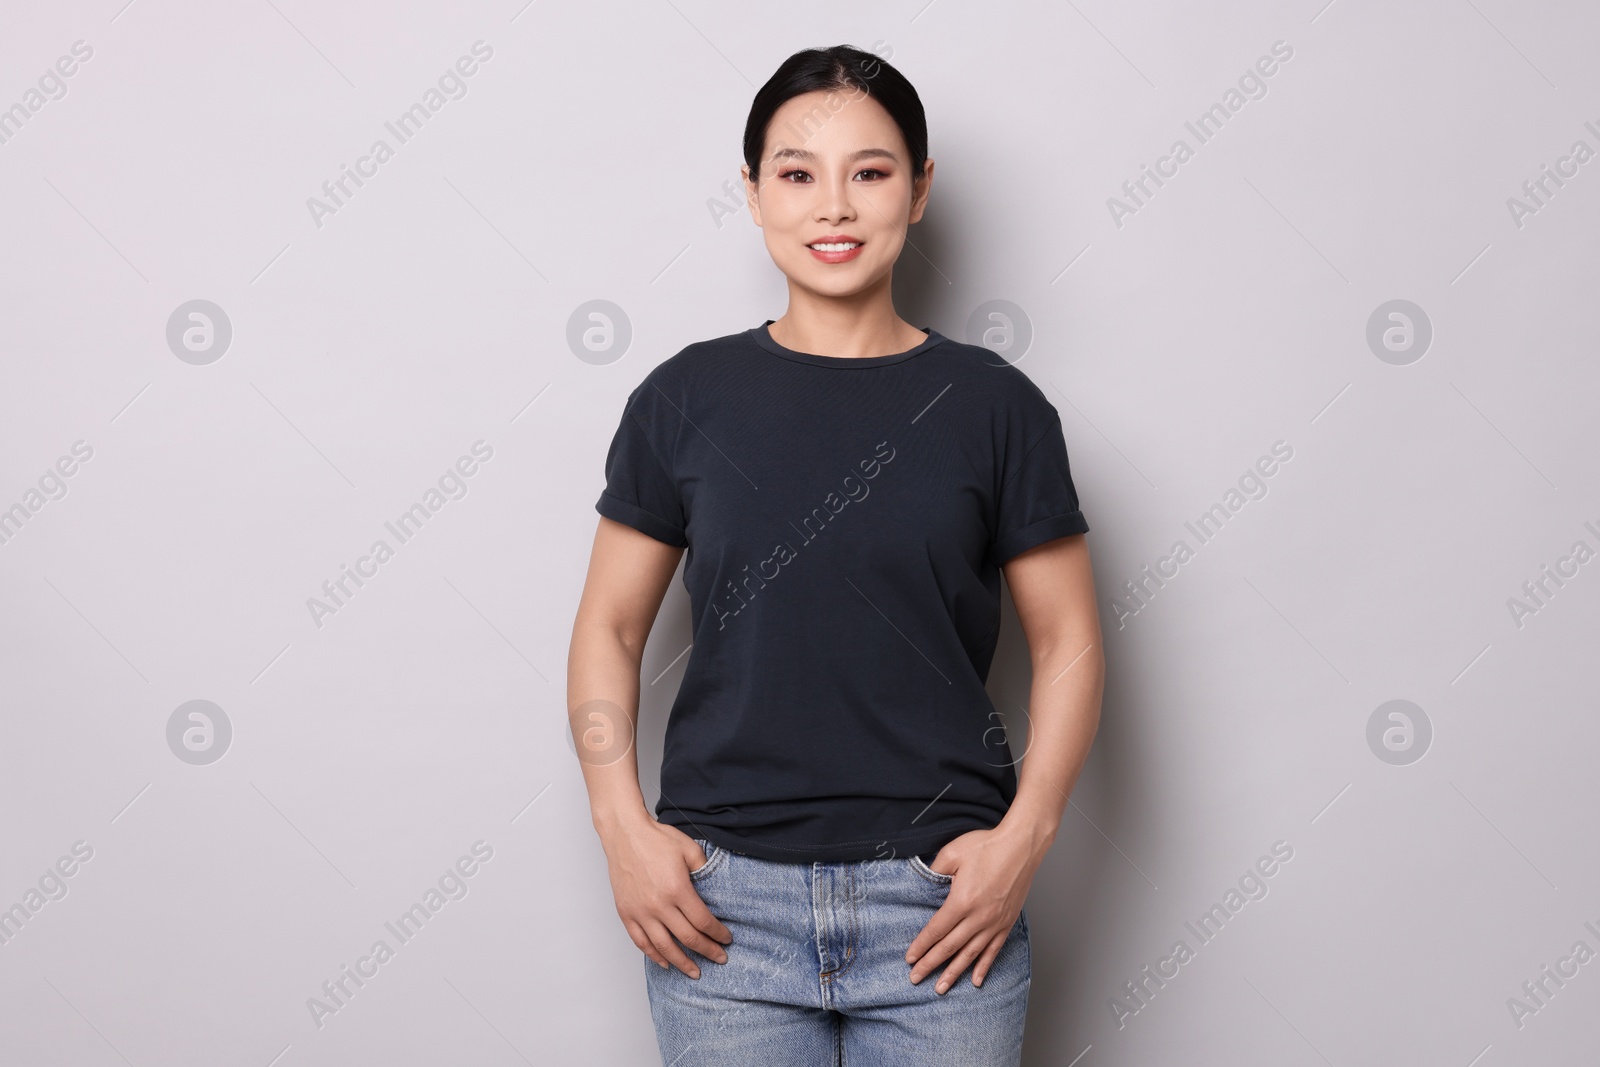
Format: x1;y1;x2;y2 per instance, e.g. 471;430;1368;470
802;275;877;298
780;258;880;290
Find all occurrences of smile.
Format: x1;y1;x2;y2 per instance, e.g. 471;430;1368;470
806;239;865;264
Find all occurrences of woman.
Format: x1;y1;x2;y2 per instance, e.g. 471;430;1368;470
568;44;1104;1066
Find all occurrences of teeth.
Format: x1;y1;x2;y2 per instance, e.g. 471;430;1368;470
810;242;860;251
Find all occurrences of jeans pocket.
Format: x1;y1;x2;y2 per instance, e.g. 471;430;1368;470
689;837;725;882
909;854;954;885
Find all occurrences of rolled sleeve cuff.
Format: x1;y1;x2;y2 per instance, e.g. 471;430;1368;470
990;510;1089;565
596;491;688;547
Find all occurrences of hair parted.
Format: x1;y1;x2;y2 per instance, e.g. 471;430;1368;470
743;45;928;183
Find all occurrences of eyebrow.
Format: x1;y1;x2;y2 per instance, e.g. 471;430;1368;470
767;147;900;164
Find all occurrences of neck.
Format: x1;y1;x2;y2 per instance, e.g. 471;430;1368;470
769;278;924;358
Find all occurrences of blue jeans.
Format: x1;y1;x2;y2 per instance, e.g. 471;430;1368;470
644;837;1031;1066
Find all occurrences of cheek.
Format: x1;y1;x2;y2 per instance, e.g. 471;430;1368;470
863;225;905;260
756;191;807;230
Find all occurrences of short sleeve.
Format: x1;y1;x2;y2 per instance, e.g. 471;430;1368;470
595;392;687;547
989;413;1088;566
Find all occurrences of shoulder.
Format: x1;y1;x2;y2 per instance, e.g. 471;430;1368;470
624;328;753;404
925;334;1060;424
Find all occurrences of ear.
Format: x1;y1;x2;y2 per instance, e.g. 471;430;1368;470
907;158;934;225
742;164;763;227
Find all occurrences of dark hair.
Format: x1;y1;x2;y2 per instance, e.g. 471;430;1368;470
743;45;928;183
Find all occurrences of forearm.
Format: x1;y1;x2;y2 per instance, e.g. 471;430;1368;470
999;636;1104;854
567;620;656;839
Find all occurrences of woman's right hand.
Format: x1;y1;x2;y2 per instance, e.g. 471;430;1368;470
601;817;732;979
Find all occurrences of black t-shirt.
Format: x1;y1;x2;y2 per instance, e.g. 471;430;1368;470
595;320;1089;863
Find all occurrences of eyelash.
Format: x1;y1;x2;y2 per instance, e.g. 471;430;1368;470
778;168;889;183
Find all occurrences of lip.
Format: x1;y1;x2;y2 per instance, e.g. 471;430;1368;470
807;234;865;264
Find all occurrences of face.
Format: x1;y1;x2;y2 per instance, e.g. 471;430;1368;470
743;88;933;299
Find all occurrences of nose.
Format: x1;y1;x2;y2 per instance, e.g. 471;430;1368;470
816;170;855;224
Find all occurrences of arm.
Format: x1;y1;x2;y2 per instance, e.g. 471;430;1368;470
905;532;1105;992
568;515;732;979
995;530;1105;863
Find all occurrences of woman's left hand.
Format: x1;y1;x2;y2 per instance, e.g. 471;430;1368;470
905;822;1047;993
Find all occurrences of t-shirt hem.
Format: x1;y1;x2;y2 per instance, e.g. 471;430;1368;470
677;822;990;864
595;491;687;547
990;509;1089;565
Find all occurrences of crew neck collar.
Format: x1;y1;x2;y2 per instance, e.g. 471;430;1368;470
750;319;947;368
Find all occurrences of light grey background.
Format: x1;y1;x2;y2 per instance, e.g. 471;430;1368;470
2;1;1597;1064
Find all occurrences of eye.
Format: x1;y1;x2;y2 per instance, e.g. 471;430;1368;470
855;168;888;180
778;169;812;183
